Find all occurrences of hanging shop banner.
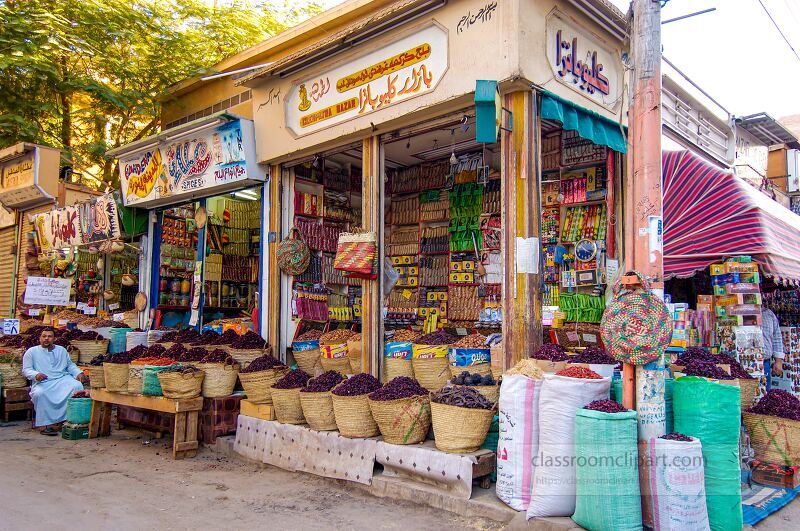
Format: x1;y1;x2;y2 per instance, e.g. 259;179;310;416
0;144;60;210
285;24;448;136
33;193;121;253
23;276;72;306
545;10;621;111
117;119;261;207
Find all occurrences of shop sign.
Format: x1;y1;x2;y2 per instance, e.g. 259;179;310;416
545;11;621;110
118;120;257;207
1;153;35;190
285;24;448;136
33;193;121;252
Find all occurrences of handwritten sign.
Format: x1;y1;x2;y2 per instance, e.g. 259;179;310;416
23;277;72;307
285;25;448;136
112;313;125;322
108;303;120;311
28;308;40;316
83;306;97;315
545;10;621;110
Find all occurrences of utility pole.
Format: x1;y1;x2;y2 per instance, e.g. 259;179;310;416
625;0;664;525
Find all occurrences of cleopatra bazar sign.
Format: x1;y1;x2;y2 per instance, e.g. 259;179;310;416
118;119;259;207
285;24;449;136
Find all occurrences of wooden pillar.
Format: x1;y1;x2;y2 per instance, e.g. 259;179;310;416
501;90;541;369
361;136;381;376
266;164;282;350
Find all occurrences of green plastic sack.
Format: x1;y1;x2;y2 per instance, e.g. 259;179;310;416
142;365;177;396
572;408;642;530
66;397;92;425
673;377;742;531
612;377;674;433
481;415;500;483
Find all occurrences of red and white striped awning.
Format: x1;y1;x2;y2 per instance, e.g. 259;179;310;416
664;150;800;283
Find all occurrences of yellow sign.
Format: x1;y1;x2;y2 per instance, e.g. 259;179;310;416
300;97;359;129
335;43;431;93
125;149;163;198
1;154;35;189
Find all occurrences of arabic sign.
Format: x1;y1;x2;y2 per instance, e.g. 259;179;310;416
545;11;621;110
1;153;35;190
24;277;72;307
285;24;448;136
33;193;121;252
118;119;260;207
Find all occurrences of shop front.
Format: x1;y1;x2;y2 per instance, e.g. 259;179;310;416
237;0;628;376
109;113;267;333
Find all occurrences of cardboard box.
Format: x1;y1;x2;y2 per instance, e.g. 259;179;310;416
725;262;758;273
751;460;800;489
716;293;762;306
726;283;761;295
710;264;726;276
240;400;275;421
698;295;714;304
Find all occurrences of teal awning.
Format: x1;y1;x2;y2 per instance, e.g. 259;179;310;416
540;91;627;154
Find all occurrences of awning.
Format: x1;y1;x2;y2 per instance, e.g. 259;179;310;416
664;150;800;283
540;91;627;154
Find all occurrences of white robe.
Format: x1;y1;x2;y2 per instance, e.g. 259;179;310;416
22;345;84;426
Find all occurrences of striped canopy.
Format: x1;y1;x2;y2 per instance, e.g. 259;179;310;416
664;150;800;283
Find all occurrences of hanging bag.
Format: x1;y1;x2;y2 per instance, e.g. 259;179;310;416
277;227;310;276
334;231;377;279
600;271;672;365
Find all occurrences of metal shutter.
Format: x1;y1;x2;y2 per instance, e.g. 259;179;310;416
0;225;16;318
17;204;52;311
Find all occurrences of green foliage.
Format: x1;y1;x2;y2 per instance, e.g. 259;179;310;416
0;0;322;187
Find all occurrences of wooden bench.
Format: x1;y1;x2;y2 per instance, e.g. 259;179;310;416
89;389;203;459
2;387;33;422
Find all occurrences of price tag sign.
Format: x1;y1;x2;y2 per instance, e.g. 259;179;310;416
28;309;40;316
112;313;125;322
83;306;97;315
456;328;468;336
77;302;87;310
108;303;120;311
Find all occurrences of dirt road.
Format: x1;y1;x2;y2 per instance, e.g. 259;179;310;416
0;423;500;531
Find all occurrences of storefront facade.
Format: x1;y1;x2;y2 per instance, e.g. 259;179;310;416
236;0;629;374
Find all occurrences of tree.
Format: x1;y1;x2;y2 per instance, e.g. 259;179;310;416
0;0;322;187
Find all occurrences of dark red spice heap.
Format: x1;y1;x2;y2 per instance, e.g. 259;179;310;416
678;347;754;379
22;336;39;349
54;337;70;347
178;347;209;362
331;373;381;396
175;329;200;343
369;376;427;401
584;399;627;413
164;343;188;360
201;349;237;365
272;369;311;389
127;345;149;358
681;359;735;380
413;330;458;345
71;390;91;398
569;347;620;367
749;390;800;420
107;351;138;363
231;331;266;350
301;371;345;393
532;343;569;361
556;366;602;379
148;344;166;357
431;386;493;410
62;329;84;341
240;354;285;373
190;330;220;345
660;432;693;442
211;329;239;345
158;331;178;342
1;335;24;347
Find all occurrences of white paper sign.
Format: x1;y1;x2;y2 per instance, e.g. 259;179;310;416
28;309;40;316
3;319;20;335
23;277;72;306
76;302;87;310
112;313;125;322
108;303;120;311
515;237;540;274
83;306;97;315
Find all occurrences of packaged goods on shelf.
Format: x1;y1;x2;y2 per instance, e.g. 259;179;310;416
391;195;420;225
420;190;450;221
420;226;449;254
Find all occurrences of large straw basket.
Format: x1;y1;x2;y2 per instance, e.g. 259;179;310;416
369;395;431;445
157;370;204;399
0;360;27;388
384;358;413;382
320;356;351;375
103;363;129;392
228;348;266;369
331;391;379;438
67;346;79;365
412;357;451;391
127;364;145;394
87;365;105;388
293;347;321;375
300;391;337;431
196;362;239;398
72;339;109;364
430;401;494;453
739;378;760;410
271;387;306;424
473;385;500;405
743;412;800;466
239;367;289;404
347;338;363;374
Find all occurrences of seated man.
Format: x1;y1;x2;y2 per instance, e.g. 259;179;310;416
21;327;86;435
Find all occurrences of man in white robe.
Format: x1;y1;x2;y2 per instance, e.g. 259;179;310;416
21;328;86;435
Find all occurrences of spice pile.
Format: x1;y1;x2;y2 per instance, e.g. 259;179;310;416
369;376;428;401
177;347;209;362
556;366;602;379
148;344;167;357
240;354;285;373
133;357;174;366
201;349;237;365
660;432;693;442
158;331;178;343
231;331;267;350
678;347;753;379
273;369;311;389
451;371;496;386
331;373;381;396
584;400;627;413
749;390;800;420
320;329;356;344
295;329;323;342
164;344;188;360
88;354;109;366
568;347;620;366
414;330;458;345
452;333;487;349
505;359;544;379
431;386;493;410
681;359;735;380
71;390;91;398
190;330;221;345
531;344;569;362
302;371;345;393
390;329;422;342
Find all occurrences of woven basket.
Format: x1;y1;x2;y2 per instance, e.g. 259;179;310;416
300;391;337;431
72;340;109;364
430;401;494;453
369;395;431;445
0;361;27;388
127;364;145;394
88;365;105;389
412;357;451;391
147;330;167;346
157;370;204;399
347;338;363;374
331;392;379;438
293;347;321;375
196;362;239;398
239;367;289;404
384;358;413;382
739;378;760;410
68;346;79;365
271;387;306;424
743;412;800;466
228;348;265;369
320;356;351;375
473;385;500;405
103;363;129;392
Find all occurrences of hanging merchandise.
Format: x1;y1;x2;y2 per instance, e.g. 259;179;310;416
277;227;310;276
334;231;377;279
601;271;672;365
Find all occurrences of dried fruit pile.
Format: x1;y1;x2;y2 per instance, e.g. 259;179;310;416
678;347;754;379
273;369;311;389
568;347;620;366
148;344;167;357
211;329;239;345
240;354;285;373
531;343;569;361
231;331;267;350
88;354;109;366
431;386;493;410
71;390;91;398
164;344;188;360
556;366;602;379
453;333;487;349
390;329;421;342
190;330;221;345
331;373;382;396
302;371;345;393
369;376;427;401
201;349;237;365
584;399;627;413
749;390;800;420
451;371;495;386
414;330;458;345
107;351;139;364
177;347;209;362
295;329;323;341
681;359;735;380
660;432;693;442
320;329;356;344
158;331;178;343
